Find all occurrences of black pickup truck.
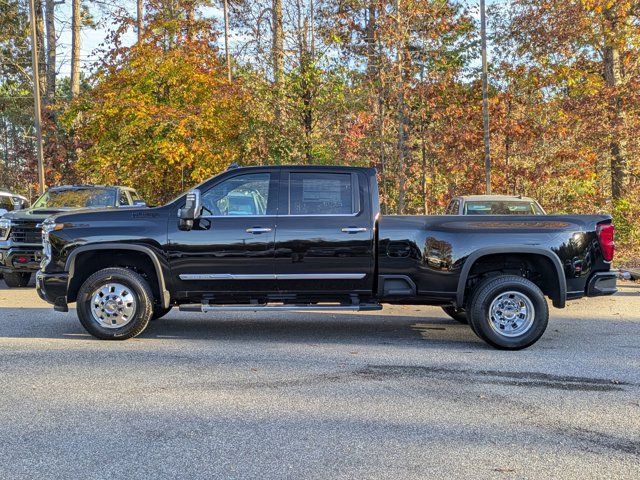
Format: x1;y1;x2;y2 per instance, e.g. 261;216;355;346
36;166;617;349
0;185;145;287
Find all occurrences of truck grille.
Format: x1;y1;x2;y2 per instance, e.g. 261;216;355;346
9;221;42;244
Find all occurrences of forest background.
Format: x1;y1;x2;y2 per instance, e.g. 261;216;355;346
1;0;639;263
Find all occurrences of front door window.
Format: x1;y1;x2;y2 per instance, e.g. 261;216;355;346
202;173;270;216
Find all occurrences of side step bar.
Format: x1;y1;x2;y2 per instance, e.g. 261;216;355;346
179;303;383;313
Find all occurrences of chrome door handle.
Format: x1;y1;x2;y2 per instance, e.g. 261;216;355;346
246;227;272;234
341;227;368;233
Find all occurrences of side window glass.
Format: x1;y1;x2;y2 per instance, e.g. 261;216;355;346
119;191;131;206
453;200;460;214
290;172;353;215
202;173;270;216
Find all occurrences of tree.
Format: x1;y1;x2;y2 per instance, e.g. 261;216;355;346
71;0;81;98
65;0;249;203
44;0;55;103
137;0;144;41
272;0;284;124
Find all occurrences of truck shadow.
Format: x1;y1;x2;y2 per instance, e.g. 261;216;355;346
0;306;485;349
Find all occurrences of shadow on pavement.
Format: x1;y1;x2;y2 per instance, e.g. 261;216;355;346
0;305;483;348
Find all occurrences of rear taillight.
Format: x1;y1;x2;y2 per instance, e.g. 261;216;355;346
596;223;615;262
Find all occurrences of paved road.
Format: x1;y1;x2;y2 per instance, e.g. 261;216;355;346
0;280;639;479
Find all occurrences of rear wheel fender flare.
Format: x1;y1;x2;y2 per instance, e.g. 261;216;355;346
455;246;566;309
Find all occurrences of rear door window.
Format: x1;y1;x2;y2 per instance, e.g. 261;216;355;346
289;172;354;215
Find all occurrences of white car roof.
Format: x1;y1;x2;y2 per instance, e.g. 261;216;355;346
0;191;27;200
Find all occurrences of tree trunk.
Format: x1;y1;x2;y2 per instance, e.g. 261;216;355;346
44;0;56;104
272;0;284;125
300;16;313;163
365;1;376;81
35;0;47;103
395;0;406;215
421;126;427;214
603;8;627;201
71;0;81;98
137;0;143;42
223;0;231;81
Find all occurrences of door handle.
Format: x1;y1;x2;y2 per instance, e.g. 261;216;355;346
341;227;368;233
246;227;272;234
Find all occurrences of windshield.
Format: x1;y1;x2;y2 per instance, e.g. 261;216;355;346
32;188;117;209
464;200;544;215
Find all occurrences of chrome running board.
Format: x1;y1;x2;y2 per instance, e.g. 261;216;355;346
179;303;382;313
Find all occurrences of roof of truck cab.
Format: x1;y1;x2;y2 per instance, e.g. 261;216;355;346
457;195;539;202
228;165;374;172
47;185;134;191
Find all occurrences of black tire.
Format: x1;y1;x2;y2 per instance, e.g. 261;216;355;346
76;267;154;340
151;305;172;321
3;271;31;288
441;305;468;324
468;275;549;350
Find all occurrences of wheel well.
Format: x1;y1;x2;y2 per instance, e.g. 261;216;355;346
462;253;562;307
68;250;161;304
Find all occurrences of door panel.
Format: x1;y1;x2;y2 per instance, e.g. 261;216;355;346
167;171;278;297
274;170;374;295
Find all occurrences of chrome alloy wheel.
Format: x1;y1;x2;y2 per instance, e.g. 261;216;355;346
90;283;137;328
488;290;535;338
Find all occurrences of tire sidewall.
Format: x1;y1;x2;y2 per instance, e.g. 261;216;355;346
77;269;153;339
4;271;30;288
469;276;549;350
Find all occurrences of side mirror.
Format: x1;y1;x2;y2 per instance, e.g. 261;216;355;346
133;199;147;207
177;189;202;231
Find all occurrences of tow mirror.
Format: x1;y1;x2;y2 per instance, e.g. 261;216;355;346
178;189;202;231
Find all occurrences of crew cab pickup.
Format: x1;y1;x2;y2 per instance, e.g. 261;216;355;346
36;166;617;349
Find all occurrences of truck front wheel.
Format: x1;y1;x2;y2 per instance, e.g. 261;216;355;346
468;275;549;350
76;267;154;340
3;272;31;288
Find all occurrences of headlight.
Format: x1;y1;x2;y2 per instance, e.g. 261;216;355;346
41;219;64;235
40;218;63;268
0;218;11;241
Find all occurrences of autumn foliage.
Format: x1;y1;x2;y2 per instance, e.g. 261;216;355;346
1;0;639;258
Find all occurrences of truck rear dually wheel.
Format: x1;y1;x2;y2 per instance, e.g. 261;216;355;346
76;267;153;340
468;275;548;350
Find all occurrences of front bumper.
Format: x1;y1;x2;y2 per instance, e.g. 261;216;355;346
586;271;618;297
0;247;43;273
36;271;69;312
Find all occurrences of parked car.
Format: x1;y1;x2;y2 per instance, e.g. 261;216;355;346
36;166;616;349
445;195;546;215
0;191;28;217
0;185;145;288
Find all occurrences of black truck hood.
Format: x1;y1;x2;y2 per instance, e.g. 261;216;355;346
3;207;111;223
51;205;167;224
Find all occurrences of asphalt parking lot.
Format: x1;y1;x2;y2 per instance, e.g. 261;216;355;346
0;280;638;479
